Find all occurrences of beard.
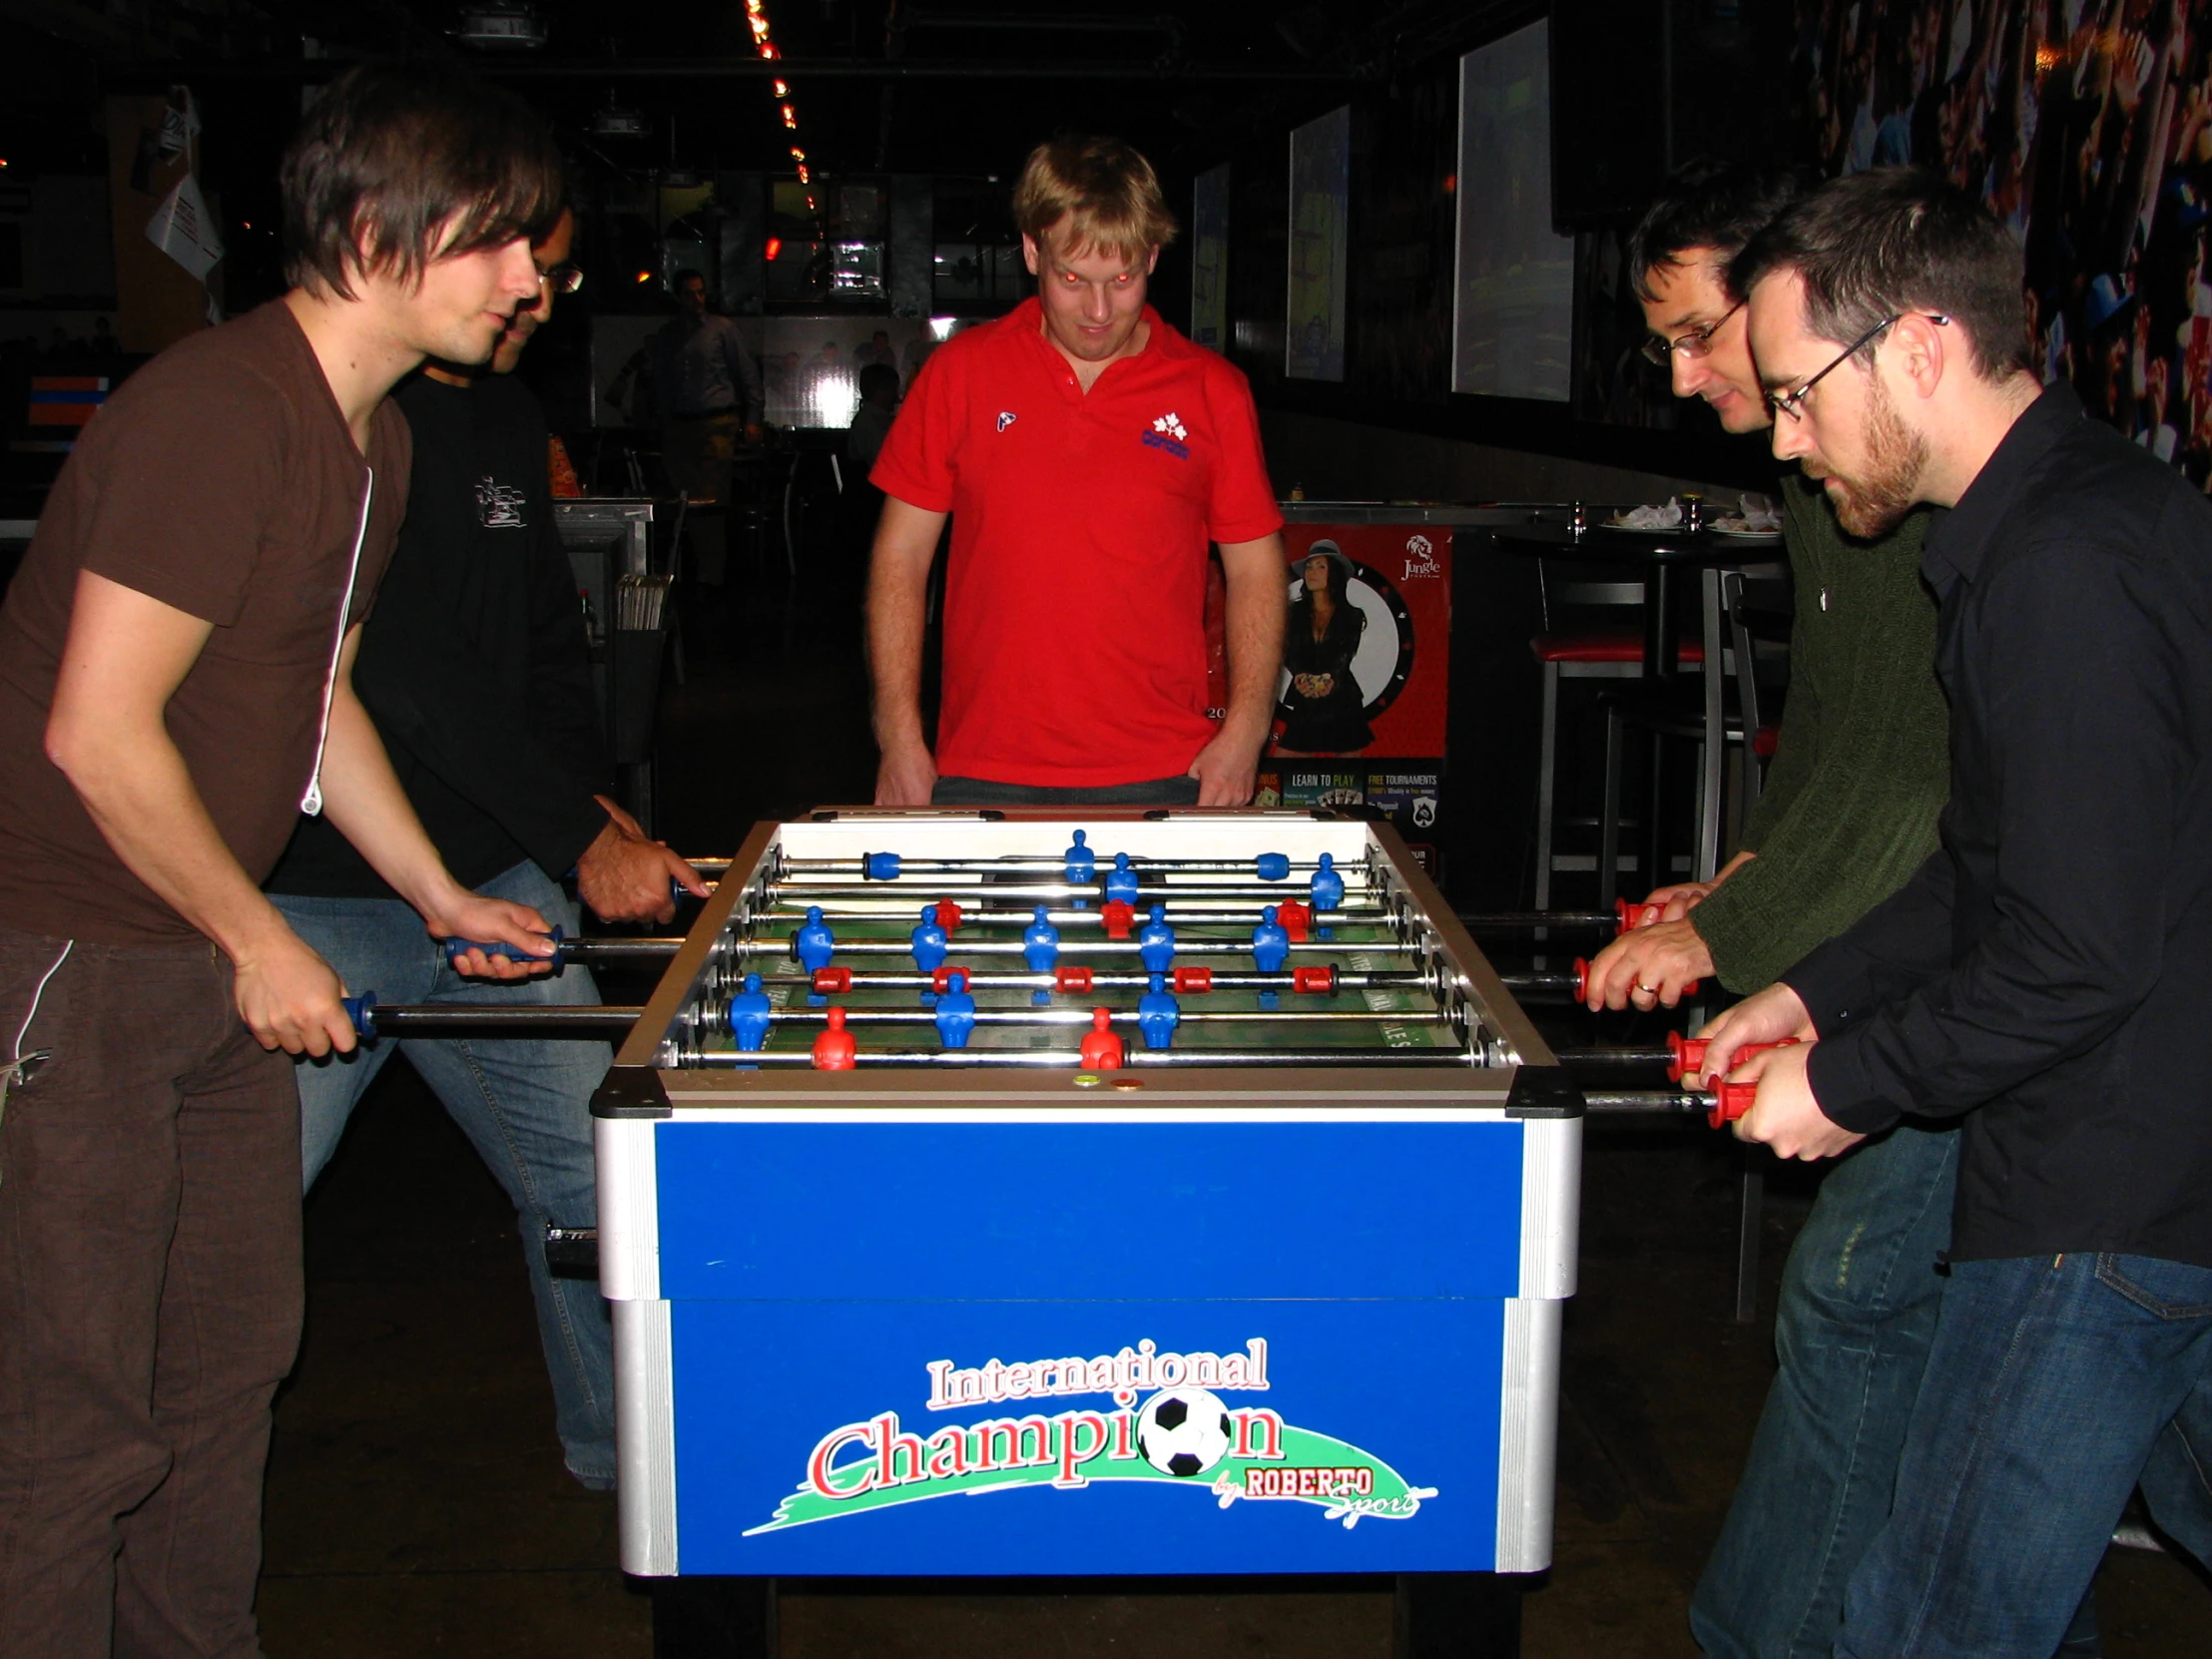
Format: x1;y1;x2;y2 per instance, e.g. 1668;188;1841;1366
1816;374;1929;537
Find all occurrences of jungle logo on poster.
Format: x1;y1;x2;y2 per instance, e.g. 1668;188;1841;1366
746;1337;1438;1535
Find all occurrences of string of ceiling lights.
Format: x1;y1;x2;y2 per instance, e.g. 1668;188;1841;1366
745;0;812;195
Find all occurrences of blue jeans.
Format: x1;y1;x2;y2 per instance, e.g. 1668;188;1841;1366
2141;1368;2212;1566
1693;1122;1960;1659
1836;1252;2212;1659
271;861;616;1488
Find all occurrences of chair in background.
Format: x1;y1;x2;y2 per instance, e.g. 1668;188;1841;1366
1596;562;1789;910
1531;574;1705;911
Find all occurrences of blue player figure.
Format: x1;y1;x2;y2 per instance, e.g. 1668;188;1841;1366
933;969;977;1049
728;972;774;1053
1022;905;1060;1005
1138;972;1180;1050
1138;903;1176;973
1310;851;1344;940
1104;851;1140;905
1251;905;1290;973
910;903;949;1004
910;903;949;972
795;904;836;1004
1064;830;1096;885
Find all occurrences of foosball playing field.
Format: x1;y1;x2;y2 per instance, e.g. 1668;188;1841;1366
695;827;1474;1070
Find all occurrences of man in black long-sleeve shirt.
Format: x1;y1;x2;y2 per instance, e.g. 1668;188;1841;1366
266;210;706;1489
1696;170;2212;1658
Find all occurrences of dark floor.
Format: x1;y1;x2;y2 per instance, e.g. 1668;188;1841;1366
260;579;2212;1656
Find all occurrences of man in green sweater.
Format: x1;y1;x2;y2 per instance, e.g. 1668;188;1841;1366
1585;166;1955;1659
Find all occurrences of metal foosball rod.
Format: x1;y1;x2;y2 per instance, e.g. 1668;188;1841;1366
1554;1032;1784;1080
340;995;643;1036
1453;898;1679;934
689;1046;1480;1069
716;1007;1444;1026
436;928;686;972
778;854;1340;879
774;838;1347;886
767;901;1367;929
792;938;1369;958
769;883;1382;909
774;967;1422;994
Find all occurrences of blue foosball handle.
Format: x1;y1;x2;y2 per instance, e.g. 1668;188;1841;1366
1256;852;1291;881
864;851;901;880
442;925;565;967
340;991;378;1038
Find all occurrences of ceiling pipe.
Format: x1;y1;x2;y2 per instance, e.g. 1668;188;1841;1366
112;56;1362;83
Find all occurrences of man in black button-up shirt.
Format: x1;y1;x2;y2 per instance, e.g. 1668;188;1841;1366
1694;169;2212;1658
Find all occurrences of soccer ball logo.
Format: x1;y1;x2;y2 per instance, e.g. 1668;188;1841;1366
1135;1386;1233;1477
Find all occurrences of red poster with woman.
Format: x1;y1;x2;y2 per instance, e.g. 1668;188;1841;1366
1212;523;1451;832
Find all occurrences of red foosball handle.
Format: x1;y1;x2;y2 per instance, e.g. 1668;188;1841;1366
812;966;852;993
1172;966;1214;994
1668;1036;1803;1128
1668;1032;1801;1084
1616;897;1662;934
1708;1078;1760;1129
1572;957;1703;1001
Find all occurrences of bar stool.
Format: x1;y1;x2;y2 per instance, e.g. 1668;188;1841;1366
1530;578;1705;910
1595;563;1784;907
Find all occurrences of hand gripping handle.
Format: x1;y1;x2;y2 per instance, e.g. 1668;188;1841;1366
339;991;378;1038
442;925;565;967
1668;1035;1803;1128
1572;954;1700;1001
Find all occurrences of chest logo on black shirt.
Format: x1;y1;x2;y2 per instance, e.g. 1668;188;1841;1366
475;477;527;529
1143;411;1191;460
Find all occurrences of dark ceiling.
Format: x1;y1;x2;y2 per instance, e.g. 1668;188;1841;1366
4;0;1533;182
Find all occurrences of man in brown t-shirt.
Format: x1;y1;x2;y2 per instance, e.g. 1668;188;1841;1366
0;66;566;1658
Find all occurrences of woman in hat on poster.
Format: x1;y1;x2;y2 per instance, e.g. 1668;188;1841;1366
1276;542;1374;755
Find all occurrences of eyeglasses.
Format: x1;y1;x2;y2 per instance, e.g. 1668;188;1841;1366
1640;298;1744;367
1765;311;1948;423
539;264;584;295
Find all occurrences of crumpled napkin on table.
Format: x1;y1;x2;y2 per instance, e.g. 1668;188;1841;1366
1608;497;1684;528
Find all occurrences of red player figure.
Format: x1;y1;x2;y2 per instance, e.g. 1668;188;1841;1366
1099;899;1137;939
813;1006;856;1070
1079;1007;1124;1069
1275;897;1312;942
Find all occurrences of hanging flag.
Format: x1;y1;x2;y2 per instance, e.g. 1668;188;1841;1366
146;172;224;282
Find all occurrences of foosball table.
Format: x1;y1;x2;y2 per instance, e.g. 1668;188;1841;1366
581;806;1582;1626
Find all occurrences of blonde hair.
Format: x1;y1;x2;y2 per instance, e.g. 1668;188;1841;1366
1011;136;1178;262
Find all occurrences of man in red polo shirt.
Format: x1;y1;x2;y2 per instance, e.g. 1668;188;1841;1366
868;136;1286;806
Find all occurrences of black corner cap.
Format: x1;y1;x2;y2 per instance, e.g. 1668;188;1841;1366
978;809;1005;821
1505;1066;1585;1119
592;1065;672;1119
810;810;839;821
1143;809;1171;821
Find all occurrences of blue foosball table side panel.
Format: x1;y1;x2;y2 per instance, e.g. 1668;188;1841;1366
601;1110;1575;1578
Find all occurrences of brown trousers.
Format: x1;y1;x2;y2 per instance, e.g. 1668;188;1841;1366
661;410;741;585
0;926;301;1659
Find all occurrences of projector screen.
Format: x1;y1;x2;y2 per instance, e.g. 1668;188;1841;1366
1452;20;1575;400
